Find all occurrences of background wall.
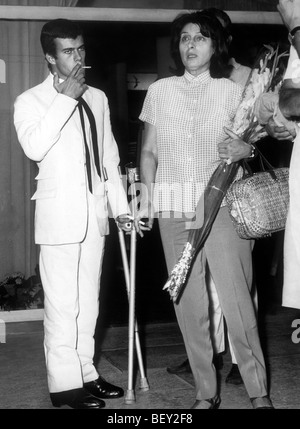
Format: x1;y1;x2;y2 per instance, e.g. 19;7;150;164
77;0;185;8
0;0;78;285
77;0;279;11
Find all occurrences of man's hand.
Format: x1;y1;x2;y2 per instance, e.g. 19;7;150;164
266;118;296;140
219;128;252;163
115;214;133;234
277;0;300;30
115;211;153;238
53;64;88;99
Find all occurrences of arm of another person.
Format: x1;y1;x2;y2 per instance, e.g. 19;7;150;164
278;0;300;119
279;42;300;120
278;0;300;57
138;122;158;233
280;78;300;121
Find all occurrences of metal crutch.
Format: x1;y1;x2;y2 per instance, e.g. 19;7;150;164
118;165;149;404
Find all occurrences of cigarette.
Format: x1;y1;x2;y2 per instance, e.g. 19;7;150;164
139;221;146;225
82;66;91;69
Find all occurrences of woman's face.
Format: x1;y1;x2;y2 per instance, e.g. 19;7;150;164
179;22;214;76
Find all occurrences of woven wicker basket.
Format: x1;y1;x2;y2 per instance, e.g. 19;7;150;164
226;168;289;239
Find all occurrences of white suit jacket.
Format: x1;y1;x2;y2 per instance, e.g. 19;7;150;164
14;74;129;245
281;46;300;309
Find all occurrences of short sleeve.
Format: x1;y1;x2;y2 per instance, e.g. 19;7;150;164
139;83;157;125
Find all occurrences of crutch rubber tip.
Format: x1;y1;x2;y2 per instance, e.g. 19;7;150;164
139;377;150;391
124;390;136;404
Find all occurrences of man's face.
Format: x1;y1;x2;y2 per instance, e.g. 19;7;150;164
47;35;86;79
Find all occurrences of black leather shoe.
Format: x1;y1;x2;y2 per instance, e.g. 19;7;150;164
225;364;243;385
50;388;105;409
167;359;191;374
191;395;221;409
84;376;124;399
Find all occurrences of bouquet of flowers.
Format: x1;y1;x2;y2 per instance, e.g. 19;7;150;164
163;44;288;303
231;44;288;142
0;266;43;310
0;272;25;310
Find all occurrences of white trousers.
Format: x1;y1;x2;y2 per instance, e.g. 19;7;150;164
40;192;105;393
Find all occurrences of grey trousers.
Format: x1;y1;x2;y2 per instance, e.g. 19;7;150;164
158;207;268;400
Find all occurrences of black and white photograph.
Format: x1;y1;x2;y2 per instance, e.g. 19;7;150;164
0;0;300;413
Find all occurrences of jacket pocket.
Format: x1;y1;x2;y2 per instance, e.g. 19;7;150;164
93;180;106;196
31;177;57;200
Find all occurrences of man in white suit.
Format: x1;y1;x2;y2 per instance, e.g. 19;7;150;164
14;19;131;409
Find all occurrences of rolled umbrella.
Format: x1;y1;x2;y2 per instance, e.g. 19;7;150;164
163;160;240;303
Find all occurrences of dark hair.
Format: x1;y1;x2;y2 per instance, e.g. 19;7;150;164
40;19;83;58
170;11;232;78
200;8;232;43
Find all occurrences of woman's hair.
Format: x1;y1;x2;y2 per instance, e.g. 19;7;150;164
170;11;232;78
40;19;83;58
201;8;233;43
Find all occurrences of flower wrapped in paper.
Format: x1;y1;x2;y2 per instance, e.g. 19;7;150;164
163;44;288;303
163;160;240;302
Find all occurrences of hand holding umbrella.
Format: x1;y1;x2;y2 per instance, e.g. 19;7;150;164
163;130;251;302
163;158;240;303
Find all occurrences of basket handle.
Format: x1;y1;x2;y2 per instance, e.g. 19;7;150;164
242;147;276;179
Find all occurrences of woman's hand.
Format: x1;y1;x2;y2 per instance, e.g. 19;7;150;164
115;211;153;238
134;203;154;238
219;127;253;163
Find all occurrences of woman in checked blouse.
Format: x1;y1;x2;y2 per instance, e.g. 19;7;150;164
139;12;273;409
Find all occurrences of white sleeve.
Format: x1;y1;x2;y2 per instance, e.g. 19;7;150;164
284;45;300;81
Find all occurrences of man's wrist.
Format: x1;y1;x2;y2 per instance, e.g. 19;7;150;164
288;25;300;44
